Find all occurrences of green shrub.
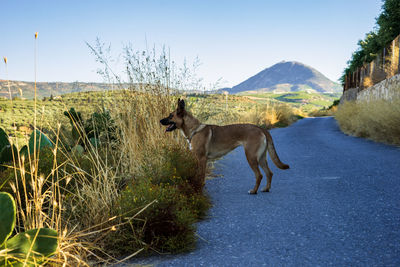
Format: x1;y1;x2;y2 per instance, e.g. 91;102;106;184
116;180;196;254
104;144;210;255
141;145;198;188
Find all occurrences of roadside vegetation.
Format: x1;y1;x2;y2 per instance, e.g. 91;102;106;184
308;99;340;117
341;0;400;82
336;0;400;146
0;41;214;265
335;99;400;145
0;36;310;265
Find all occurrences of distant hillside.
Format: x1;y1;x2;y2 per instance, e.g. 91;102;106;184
0;80;114;99
227;61;342;94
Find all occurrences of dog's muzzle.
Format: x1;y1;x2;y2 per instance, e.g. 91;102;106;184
160;118;177;132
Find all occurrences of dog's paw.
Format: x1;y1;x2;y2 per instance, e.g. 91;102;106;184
248;190;257;195
261;188;270;192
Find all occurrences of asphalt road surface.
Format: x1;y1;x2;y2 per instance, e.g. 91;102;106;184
128;117;400;266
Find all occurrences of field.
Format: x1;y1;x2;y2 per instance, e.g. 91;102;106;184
0;91;123;146
0;90;320;147
238;91;341;114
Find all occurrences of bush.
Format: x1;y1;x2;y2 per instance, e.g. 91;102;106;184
115;180;196;254
239;102;301;128
104;144;210;255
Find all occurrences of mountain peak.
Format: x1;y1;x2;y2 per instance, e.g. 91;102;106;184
229;61;341;94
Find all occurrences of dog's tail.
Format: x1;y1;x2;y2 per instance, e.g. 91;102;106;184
263;129;290;170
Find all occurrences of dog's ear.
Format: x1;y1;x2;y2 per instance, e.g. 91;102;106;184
179;99;185;110
177;99;185;116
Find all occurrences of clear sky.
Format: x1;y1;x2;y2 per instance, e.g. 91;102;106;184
0;0;382;88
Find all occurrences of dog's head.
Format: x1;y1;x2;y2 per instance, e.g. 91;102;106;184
160;98;186;132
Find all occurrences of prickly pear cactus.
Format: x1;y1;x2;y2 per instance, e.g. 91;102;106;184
64;107;83;125
89;137;100;147
71;145;84;154
28;129;53;154
3;228;58;266
0;192;15;246
0;127;10;152
0;192;58;266
0;144;17;165
64;108;85;145
19;145;28;158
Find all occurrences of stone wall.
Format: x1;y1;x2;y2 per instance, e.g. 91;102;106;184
357;73;400;101
340;73;400;103
339;88;359;104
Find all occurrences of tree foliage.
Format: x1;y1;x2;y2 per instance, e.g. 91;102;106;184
341;0;400;84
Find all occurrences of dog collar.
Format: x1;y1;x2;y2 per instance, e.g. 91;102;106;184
187;124;206;143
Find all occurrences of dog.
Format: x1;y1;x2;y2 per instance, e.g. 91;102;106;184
160;99;289;194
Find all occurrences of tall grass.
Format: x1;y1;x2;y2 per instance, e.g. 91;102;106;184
1;35;303;265
335;99;400;145
1;38;210;265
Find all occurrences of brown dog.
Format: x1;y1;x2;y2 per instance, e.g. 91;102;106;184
160;99;289;194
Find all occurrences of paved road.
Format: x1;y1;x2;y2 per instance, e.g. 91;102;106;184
129;117;400;266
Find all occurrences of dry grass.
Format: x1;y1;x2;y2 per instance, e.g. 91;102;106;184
308;105;338;117
238;101;302;128
1;35;303;265
0;38;206;265
335;99;400;145
188;96;302;129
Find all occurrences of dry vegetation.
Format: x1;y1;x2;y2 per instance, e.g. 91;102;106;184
0;38;304;265
0;43;211;265
335;99;400;145
308;99;340;117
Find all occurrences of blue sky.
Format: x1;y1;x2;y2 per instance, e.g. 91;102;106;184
1;0;382;87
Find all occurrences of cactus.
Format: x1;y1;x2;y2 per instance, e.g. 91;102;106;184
64;107;117;150
64;108;85;146
0;192;58;266
3;228;58;266
85;109;116;142
0;192;15;246
0;144;18;166
63;107;83;125
0;128;10;152
71;145;84;154
89;137;100;147
19;145;28;158
28;129;53;154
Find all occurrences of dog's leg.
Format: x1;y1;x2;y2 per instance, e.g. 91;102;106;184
245;148;263;194
192;146;207;193
259;153;273;192
196;156;207;192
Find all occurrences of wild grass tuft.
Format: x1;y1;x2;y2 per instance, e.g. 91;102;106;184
335;99;400;145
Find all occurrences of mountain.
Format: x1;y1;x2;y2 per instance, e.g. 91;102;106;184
227;61;342;94
0;80;113;99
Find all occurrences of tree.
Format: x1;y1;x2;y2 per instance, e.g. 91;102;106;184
341;0;400;84
376;0;400;47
